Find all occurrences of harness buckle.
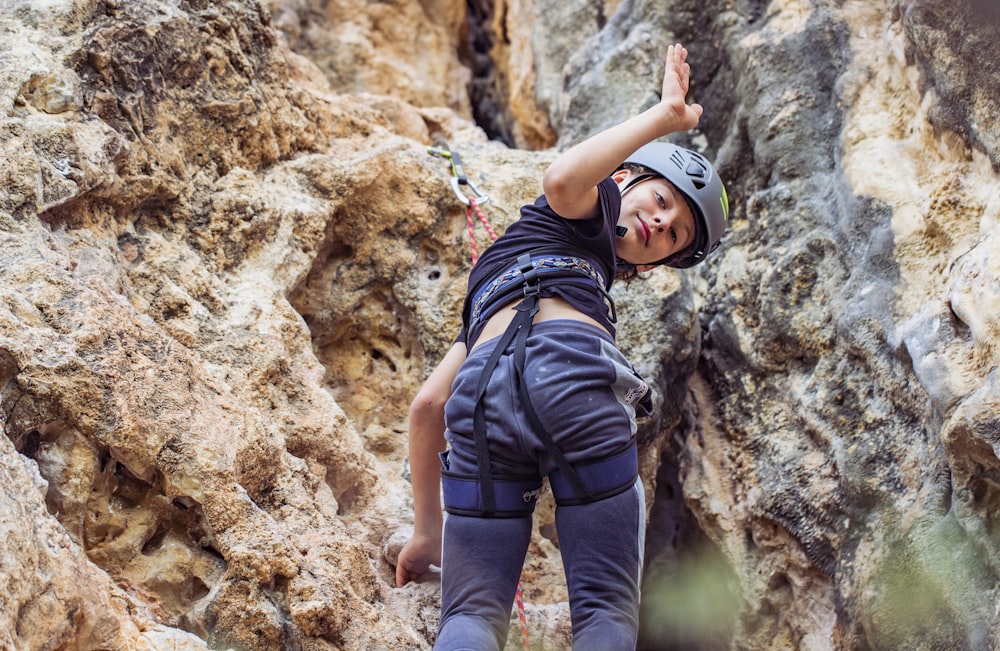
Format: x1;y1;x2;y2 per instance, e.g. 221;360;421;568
518;254;540;298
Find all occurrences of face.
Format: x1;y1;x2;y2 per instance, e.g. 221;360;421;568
612;170;696;269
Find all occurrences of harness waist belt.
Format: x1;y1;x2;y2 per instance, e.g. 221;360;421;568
469;255;608;328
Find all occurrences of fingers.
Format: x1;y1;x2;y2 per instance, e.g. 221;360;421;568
671;44;690;75
395;564;410;587
395;552;428;587
664;43;691;93
396;555;423;587
666;43;689;67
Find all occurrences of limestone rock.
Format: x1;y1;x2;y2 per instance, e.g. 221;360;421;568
1;0;1000;650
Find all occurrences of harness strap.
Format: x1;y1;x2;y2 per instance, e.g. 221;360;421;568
470;256;540;515
470;313;525;515
468;254;615;338
509;291;592;503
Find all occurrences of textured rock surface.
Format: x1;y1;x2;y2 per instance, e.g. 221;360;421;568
1;0;999;649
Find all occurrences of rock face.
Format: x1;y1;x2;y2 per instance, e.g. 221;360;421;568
1;0;998;649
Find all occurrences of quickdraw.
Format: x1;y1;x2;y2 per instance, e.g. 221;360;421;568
429;144;530;651
427;145;491;207
428;145;498;264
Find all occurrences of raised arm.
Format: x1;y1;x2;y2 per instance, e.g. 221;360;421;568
542;43;704;219
395;341;467;587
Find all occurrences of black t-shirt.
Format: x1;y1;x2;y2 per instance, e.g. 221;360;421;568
458;176;622;347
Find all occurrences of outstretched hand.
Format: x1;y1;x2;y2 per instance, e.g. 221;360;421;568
660;43;703;132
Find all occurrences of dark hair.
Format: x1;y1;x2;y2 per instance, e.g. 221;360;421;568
615;262;641;282
620;162;654;177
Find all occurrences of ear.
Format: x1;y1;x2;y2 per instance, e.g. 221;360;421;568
635;264;657;273
612;168;631;186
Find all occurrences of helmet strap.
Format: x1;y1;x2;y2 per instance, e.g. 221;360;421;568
619;173;658;197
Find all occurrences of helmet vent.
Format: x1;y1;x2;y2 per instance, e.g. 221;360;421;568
691;179;706;190
669;150;685;169
686;159;708;178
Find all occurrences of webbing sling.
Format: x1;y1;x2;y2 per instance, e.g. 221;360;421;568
470;254;592;516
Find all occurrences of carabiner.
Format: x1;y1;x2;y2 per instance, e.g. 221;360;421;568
449;176;489;206
428;145;491;206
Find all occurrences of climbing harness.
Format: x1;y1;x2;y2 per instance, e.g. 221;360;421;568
440;252;636;518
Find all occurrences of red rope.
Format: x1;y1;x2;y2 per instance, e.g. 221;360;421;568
466;196;499;265
466;204;481;265
464;196;529;650
515;581;530;651
470;197;499;242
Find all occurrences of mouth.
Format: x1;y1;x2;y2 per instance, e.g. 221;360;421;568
637;216;651;245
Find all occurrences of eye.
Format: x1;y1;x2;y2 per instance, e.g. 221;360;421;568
669;227;677;243
656;192;666;208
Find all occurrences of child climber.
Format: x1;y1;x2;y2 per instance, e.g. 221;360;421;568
396;43;729;650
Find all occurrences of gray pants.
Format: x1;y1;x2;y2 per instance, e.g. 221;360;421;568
437;320;648;650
